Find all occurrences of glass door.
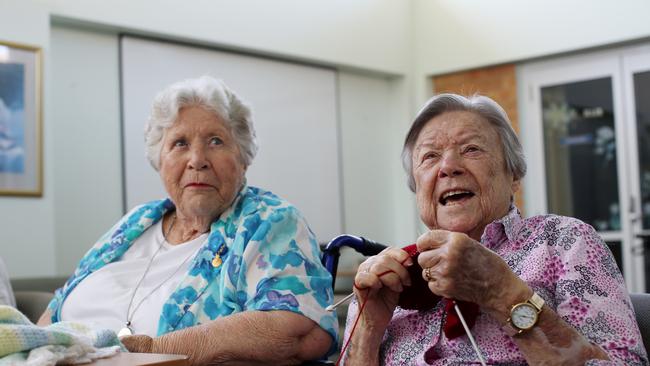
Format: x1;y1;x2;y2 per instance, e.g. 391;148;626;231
541;77;620;233
540;77;626;274
519;51;635;289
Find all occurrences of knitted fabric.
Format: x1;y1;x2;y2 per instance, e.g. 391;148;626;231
0;306;122;365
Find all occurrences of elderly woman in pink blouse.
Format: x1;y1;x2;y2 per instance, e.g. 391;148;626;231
343;94;648;365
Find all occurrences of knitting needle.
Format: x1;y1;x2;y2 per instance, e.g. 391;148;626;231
326;255;421;312
453;303;487;366
326;292;355;312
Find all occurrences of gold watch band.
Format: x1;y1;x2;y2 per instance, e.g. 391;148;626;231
528;292;545;311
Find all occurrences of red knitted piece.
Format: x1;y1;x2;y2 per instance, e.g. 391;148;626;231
398;244;442;311
398;244;480;339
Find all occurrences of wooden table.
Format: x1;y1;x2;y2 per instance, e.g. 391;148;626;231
89;353;189;366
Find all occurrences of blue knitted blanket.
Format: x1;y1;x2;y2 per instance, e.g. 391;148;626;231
0;306;123;365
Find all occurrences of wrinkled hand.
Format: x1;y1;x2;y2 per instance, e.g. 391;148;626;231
353;247;413;332
416;230;525;314
120;334;154;353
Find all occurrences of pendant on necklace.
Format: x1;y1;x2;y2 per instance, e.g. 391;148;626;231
212;254;222;268
118;323;133;338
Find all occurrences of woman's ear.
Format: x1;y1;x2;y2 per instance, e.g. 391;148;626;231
511;177;521;195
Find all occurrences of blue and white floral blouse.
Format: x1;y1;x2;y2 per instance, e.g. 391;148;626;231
47;185;338;352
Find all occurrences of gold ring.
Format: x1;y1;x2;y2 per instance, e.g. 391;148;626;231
424;267;435;282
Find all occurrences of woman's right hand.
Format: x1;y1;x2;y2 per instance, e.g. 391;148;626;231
352;247;413;333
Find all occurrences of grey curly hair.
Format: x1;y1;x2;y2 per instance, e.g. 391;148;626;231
401;93;526;192
144;76;258;170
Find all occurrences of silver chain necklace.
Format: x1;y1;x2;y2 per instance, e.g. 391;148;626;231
117;213;197;338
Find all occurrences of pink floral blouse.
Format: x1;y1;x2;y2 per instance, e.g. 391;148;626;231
343;208;649;365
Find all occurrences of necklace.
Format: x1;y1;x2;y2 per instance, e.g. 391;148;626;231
117;212;197;338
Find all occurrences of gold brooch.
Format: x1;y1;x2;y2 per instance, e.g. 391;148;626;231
211;245;226;268
212;255;222;268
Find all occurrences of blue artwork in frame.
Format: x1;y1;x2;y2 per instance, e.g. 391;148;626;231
0;41;41;196
0;62;26;173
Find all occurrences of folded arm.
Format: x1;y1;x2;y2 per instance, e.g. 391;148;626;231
122;310;332;366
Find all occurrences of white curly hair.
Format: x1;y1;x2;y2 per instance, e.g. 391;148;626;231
144;76;258;170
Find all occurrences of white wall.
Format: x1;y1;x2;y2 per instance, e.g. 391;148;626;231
50;26;123;275
47;0;412;76
414;0;650;76
0;1;56;277
338;72;416;247
334;71;420;273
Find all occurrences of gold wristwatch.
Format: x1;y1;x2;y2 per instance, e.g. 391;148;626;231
502;292;544;336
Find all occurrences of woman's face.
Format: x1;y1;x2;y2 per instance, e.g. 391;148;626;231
159;106;246;219
411;111;520;240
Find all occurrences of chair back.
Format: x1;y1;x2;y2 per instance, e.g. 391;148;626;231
321;235;387;289
10;276;68;323
630;292;650;353
14;291;54;323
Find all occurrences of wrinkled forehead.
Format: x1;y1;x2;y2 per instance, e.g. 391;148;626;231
166;106;230;134
414;112;496;150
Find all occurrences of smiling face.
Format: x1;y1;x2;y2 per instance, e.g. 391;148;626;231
411;110;520;240
159;106;246;220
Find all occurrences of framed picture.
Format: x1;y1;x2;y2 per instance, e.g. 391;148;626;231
0;40;42;196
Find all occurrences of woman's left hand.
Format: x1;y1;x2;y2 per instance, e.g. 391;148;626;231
120;334;153;353
416;229;530;316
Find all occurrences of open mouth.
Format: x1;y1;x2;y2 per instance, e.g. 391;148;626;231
439;190;475;206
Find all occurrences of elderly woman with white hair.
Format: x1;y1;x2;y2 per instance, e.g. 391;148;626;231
342;94;648;365
38;76;337;365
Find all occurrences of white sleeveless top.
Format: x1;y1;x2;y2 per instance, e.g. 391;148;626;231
61;220;207;336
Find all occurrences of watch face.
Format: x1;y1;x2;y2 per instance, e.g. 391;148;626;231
511;303;538;330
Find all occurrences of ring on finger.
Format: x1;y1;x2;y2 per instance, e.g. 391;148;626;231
424;267;435;282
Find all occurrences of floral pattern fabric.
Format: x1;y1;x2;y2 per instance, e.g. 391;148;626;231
343;207;648;365
48;185;338;354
